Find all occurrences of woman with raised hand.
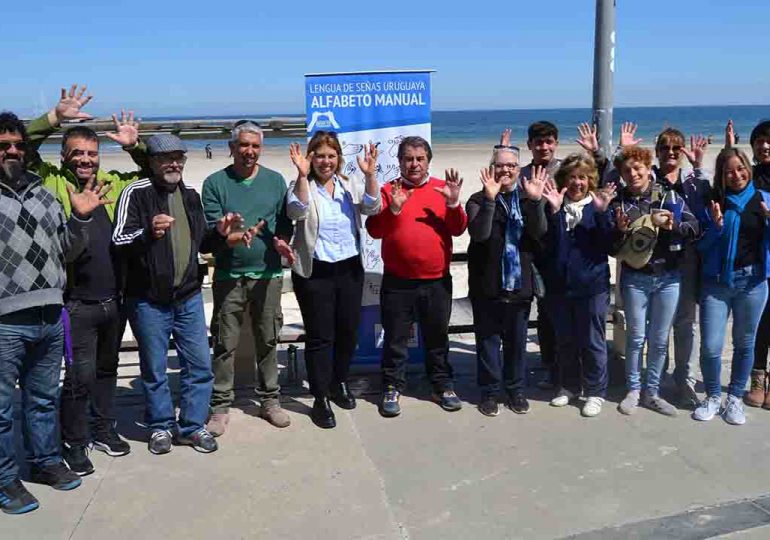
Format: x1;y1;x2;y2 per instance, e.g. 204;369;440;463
693;148;770;425
286;131;381;429
466;145;547;416
609;146;700;417
540;154;616;417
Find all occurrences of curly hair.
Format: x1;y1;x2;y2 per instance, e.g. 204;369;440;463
613;145;653;169
554;153;598;192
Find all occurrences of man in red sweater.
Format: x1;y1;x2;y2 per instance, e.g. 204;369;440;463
366;136;468;417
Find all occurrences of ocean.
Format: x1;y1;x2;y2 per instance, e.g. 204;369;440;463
40;105;770;154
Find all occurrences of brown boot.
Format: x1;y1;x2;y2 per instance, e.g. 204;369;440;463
206;412;230;437
745;369;766;407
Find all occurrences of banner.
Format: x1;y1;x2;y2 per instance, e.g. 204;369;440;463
305;70;432;363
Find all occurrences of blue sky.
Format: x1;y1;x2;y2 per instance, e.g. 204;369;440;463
2;0;769;117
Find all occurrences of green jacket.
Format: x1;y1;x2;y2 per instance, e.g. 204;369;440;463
26;113;149;221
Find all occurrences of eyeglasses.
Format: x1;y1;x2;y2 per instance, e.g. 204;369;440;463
659;145;683;153
494;163;519;169
0;141;27;152
494;144;521;153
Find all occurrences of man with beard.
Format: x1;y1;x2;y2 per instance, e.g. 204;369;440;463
26;85;146;476
112;134;250;455
0;112;111;514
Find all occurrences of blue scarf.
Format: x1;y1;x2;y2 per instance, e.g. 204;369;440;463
499;189;524;291
720;181;756;286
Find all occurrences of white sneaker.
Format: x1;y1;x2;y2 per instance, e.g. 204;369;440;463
692;395;721;422
550;389;576;407
582;396;604;417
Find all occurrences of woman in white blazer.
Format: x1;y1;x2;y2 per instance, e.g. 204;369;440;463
286;131;381;428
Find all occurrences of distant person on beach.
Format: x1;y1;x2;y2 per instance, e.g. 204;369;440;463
466;144;547;416
26;86;148;476
113;134;245;455
0;111;112;514
541;154;616;417
610;146;700;417
205;143;212;159
694;148;770;425
650;128;711;410
201;121;294;436
365;136;468;417
286;132;381;429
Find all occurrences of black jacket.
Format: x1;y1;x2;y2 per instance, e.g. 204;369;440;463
112;179;225;305
466;191;546;302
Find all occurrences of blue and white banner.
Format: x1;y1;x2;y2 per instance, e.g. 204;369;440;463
305;70;432;306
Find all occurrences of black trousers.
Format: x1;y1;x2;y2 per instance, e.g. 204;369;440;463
60;298;122;446
754;279;770;371
536;298;558;380
471;296;531;398
292;257;364;400
380;274;453;392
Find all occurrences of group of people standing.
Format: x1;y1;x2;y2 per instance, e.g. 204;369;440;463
1;84;769;516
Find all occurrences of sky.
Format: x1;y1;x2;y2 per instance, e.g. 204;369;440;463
2;0;769;117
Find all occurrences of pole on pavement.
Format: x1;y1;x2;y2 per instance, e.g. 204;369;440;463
592;0;616;156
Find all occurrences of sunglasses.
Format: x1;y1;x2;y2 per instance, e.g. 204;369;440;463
659;145;683;153
494;144;521;153
233;120;261;128
0;141;27;152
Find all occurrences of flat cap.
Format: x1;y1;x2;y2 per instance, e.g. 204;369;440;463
146;134;187;155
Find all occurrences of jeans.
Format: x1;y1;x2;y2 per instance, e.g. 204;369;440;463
471;297;531;398
0;305;64;486
621;269;681;395
293;257;363;400
210;277;283;413
127;293;213;437
548;292;609;398
700;268;769;398
380;274;454;392
671;247;699;387
60;298;122;446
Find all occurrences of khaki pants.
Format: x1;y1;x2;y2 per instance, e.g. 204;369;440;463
209;277;283;413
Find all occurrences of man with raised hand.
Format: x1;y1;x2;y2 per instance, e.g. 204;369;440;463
202;121;294;435
365;136;468;418
27;85;147;476
112;134;247;455
0;112;111;514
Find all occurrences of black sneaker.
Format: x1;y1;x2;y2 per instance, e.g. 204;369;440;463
507;393;531;414
93;424;131;457
29;462;82;491
379;387;401;418
478;397;500;417
175;429;218;453
432;389;462;412
0;479;39;515
148;430;173;455
62;443;94;477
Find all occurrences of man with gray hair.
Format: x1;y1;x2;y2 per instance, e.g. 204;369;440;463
113;134;246;455
202;121;294;435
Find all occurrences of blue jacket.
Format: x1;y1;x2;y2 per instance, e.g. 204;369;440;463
542;202;614;297
698;189;770;281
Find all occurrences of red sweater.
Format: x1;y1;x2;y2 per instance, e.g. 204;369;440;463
365;177;468;279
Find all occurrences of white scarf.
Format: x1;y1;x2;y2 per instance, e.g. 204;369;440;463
563;194;593;231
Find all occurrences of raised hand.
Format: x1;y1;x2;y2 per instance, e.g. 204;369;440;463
55;84;93;123
105;110;140;147
709;201;724;228
216;212;243;238
240;219;265;248
620;122;642;147
151;214;175;239
576;122;599;153
651;209;674;230
289;143;312;178
499;128;512;147
682;135;708;168
389;179;412;215
356;142;379;177
542;179;566;213
273;237;296;265
66;178;112;219
725;120;735;149
615;207;631;232
480;166;501;201
434;168;463;207
522;164;547;201
593;183;617;212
